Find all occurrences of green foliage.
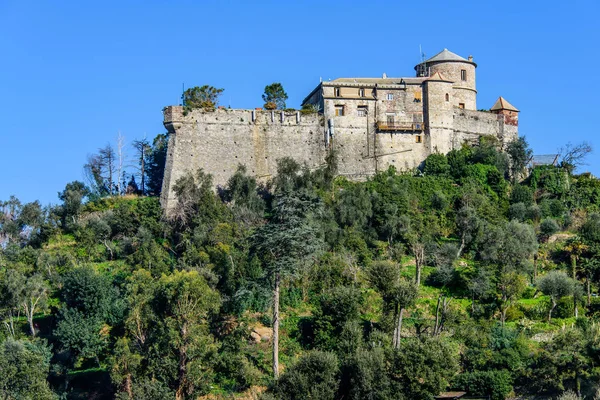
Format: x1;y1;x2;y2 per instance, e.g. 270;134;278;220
313;286;361;350
510;185;533;205
272;351;340;400
183;85;224;112
506;136;533;180
423;153;450;176
453;370;513;400
390;337;459;399
4;133;600;399
262;83;288;110
0;339;56;400
539;218;560;240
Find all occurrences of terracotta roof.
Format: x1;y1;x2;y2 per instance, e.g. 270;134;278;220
490;96;519;112
426;71;453;82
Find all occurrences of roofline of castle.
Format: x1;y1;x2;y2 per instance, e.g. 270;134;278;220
414;59;477;70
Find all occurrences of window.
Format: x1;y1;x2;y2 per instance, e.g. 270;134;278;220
414;91;422;102
415;135;422;143
335;105;345;116
386;113;395;126
387;93;394;100
445;93;449;102
461;69;467;81
458;103;465;109
334;87;341;97
357;105;368;117
359;88;365;97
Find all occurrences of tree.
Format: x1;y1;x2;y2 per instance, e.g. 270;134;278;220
452;370;513;400
55;266;122;366
313;286;361;350
558;141;593;173
252;193;322;378
272;351;339;400
156;270;220;399
0;269;25;337
537;271;575;321
539;218;560;242
0;339;56;400
145;134;168;196
132;138;151;195
479;221;537;324
20;274;49;337
183;85;224;112
366;261;417;348
57;181;89;231
262;83;288;110
456;205;481;258
506;136;533;181
391;337;459;399
99;143;117;195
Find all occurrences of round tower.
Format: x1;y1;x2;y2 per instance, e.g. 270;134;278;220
415;49;477;110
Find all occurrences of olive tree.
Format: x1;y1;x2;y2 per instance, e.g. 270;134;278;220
537;271;575;321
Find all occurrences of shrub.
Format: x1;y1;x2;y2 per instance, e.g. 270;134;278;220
423;153;450;176
539;218;560;240
452;370;513;400
510;185;534;205
273;351;340;400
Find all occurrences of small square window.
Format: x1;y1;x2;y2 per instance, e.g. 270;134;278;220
461;69;467;81
334;87;341;97
357;105;368;117
458;103;465;109
387;93;394;100
415;135;422;143
335;105;345;116
359;88;365;97
414;91;422;102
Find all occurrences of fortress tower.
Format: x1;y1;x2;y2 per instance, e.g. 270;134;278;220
416;48;477;110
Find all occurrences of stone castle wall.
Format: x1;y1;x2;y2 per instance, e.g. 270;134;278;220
160;107;326;212
161;104;518;213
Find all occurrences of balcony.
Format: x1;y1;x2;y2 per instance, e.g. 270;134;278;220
376;121;424;132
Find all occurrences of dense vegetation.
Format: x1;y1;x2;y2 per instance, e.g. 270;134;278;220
2;135;600;399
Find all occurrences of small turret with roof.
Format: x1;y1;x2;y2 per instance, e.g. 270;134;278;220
491;96;519;126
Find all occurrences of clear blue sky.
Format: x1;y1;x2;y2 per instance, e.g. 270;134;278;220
1;0;598;205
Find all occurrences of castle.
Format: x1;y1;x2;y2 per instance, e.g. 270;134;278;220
160;49;519;213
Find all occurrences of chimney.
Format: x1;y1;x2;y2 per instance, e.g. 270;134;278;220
468;55;473;62
382;72;387;79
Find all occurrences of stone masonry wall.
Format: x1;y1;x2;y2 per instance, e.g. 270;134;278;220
161;102;518;214
161;107;326;212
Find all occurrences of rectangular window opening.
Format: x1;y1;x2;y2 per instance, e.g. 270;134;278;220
414;91;422;102
458;103;465;109
334;87;341;97
387;93;394;101
359;88;365;97
335;105;345;116
386;113;395;126
415;135;422;143
357;105;368;117
461;69;467;81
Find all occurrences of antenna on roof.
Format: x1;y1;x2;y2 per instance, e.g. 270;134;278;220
181;83;185;106
417;45;429;77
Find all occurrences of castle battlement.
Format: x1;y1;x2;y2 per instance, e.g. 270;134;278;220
161;49;519;214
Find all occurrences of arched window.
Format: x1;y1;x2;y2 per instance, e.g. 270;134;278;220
445;93;449;102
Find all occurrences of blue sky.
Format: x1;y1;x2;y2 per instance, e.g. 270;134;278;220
1;0;599;205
